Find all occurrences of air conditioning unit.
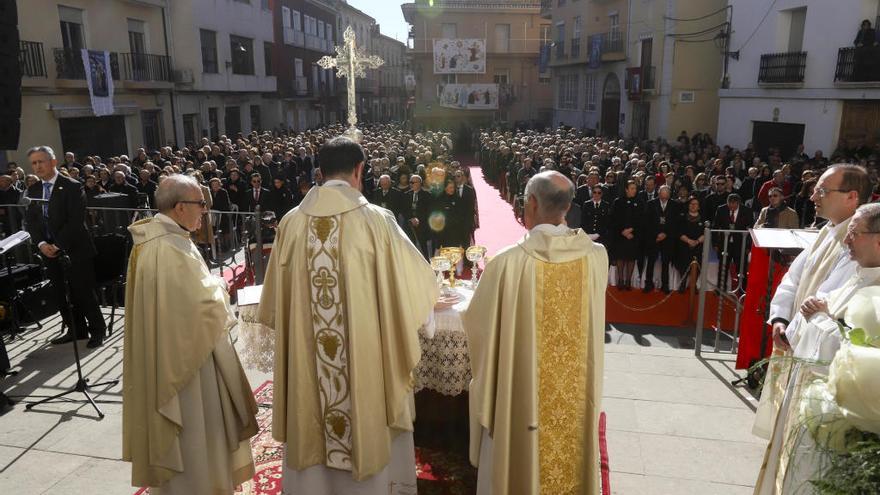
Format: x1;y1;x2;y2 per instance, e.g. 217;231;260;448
173;69;194;84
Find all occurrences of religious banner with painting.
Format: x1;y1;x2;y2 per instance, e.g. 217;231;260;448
81;49;115;116
438;83;499;110
433;39;486;74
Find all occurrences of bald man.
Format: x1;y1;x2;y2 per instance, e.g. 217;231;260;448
464;171;608;494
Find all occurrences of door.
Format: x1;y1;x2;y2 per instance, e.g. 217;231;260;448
60;116;127;159
182;113;199;147
141;110;163;151
601;73;621;137
751;121;805;160
839;100;880;149
225;106;241;136
632;102;650;141
640;38;653;88
208;107;219;140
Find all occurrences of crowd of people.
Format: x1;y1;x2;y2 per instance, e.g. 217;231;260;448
479;127;880;293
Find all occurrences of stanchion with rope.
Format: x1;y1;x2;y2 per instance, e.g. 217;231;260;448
606;262;696;313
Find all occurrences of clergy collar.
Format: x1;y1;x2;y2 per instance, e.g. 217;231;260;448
530;223;570;236
323;179;352;188
155;212;192;235
856;265;880;282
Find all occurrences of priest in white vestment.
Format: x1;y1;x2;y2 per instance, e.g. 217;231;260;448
123;175;259;493
781;202;880;493
464;171;608;495
257;136;439;495
753;164;873;494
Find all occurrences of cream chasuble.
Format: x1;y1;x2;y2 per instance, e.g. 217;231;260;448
755;267;880;495
122;214;258;492
464;225;608;495
257;181;438;493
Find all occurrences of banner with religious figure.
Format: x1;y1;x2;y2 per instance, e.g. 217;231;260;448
433;39;486;74
81;49;115;116
438;83;498;110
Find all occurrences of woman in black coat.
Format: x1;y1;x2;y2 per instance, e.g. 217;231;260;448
674;196;706;292
612;180;642;290
224;169;247;211
265;177;295;219
435;180;462;253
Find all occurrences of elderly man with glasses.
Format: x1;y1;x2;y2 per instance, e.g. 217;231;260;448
755;187;799;229
753;164;873;494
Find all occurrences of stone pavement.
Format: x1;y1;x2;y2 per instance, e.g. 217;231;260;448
0;313;764;494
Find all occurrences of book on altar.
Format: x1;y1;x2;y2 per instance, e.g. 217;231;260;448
749;228;820;250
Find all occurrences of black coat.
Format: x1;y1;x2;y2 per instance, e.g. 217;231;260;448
244;187;271;212
211;188;232;211
26;174;96;260
644;199;678;254
580;199;611;243
371;188;403;219
712;204;754;259
456;184;477;239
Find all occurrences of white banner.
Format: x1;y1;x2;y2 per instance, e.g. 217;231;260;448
82;49;115;116
433;39;486;74
438;83;498;110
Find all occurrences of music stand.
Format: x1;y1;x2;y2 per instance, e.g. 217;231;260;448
24;253;118;419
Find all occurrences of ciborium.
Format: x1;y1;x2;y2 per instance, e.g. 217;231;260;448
465;245;487;287
438;246;464;287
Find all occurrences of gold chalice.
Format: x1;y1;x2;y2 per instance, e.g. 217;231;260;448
430;256;452;290
465;246;487;287
439;246;464;287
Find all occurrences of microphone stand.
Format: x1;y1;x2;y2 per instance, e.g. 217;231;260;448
24;253;118;419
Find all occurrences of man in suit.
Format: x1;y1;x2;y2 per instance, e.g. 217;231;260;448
702;175;730;220
581;185;612;248
26;146;106;348
371;174;403;221
403;175;432;258
109;170;140;207
637;176;658;204
454;170;477;247
245;173;270;212
712;193;753;291
643;185;677;293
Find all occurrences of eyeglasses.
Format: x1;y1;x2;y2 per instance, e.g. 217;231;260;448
178;200;207;208
815;187;850;198
846;229;880;239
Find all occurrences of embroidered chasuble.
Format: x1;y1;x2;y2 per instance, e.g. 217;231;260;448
464;226;608;495
257;182;438;490
122;214;258;491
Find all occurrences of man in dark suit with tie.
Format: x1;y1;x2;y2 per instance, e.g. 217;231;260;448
712;193;753;291
403;175;432;258
371;174;403;221
245;173;270;212
454;170;477;247
25;146;106;348
643;185;677;293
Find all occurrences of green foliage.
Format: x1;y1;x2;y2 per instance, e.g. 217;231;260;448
810;430;880;495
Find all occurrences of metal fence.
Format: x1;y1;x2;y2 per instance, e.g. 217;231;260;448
758;51;807;83
693;227;752;357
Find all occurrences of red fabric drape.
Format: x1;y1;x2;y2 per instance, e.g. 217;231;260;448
736;246;789;369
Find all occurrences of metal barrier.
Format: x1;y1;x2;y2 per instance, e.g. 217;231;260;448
694;227;752;357
0;204;267;283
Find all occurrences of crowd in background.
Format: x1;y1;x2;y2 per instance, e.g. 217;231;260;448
479;127;880;292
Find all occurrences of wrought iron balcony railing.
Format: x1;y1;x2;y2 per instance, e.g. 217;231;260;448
19;40;47;77
758;51;807;84
834;46;880;83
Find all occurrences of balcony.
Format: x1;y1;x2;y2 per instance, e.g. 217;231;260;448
758;51;806;84
54;48;118;80
588;30;626;63
283;28;305;47
294;76;309;96
305;34;324;52
834;46;880;83
118;53;173;82
570;37;583;59
19;40;47;78
555;40;565;60
540;0;552;19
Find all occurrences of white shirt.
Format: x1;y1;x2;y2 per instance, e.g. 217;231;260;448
323;179;352;188
530;223;570;236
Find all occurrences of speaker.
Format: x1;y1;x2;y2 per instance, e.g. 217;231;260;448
0;0;20;151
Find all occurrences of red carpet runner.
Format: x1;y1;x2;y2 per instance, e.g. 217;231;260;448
470;164;527;255
136;381;611;494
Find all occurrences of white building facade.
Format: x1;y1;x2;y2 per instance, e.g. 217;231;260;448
169;0;280;147
718;0;880;158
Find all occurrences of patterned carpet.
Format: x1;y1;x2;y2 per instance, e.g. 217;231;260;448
136;381;610;495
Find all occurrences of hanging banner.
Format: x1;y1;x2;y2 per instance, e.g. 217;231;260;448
82;49;115;116
439;83;498;110
588;34;602;69
539;43;550;75
405;74;416;91
433;39;486;74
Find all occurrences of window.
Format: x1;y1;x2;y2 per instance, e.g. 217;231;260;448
318;20;325;39
312;63;319;93
585;73;597;111
556;22;565;43
787;7;807;52
230;35;254;75
208;107;219;140
250;105;261;132
200;29;218;73
233;0;250;3
59;6;85;51
557;74;579;109
609;13;620;39
128;19;146;53
493;69;510;85
294;58;304;77
495;24;510;53
261;0;270;10
441;23;457;39
264;42;273;76
540;24;551;44
225;106;241;136
282;6;291;28
293;10;302;31
573;16;582;40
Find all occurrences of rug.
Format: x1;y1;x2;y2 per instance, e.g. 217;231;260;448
136;382;611;494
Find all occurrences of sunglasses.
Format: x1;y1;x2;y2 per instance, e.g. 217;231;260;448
178;200;207;208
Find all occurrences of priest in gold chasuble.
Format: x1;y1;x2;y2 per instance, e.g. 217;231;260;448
257;137;439;495
122;175;258;494
464;171;608;495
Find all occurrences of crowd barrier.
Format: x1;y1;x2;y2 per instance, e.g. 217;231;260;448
693;227;752;357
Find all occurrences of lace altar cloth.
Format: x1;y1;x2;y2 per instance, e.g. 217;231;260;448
237;285;475;395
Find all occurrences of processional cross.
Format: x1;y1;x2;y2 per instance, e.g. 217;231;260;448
318;26;384;140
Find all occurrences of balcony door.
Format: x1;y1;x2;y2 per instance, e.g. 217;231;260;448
58;6;86;79
128;19;147;80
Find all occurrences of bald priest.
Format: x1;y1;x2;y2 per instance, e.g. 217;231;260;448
464;171;609;494
123;175;258;494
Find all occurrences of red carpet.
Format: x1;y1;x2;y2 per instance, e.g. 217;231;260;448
469;163;527;256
